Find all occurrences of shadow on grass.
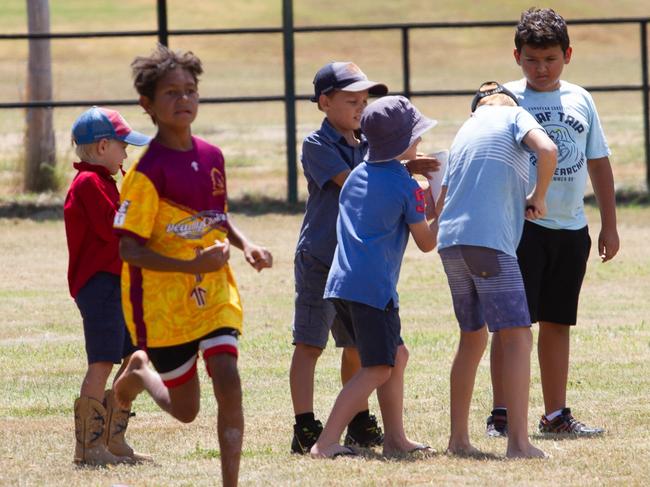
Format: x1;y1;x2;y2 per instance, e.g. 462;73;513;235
1;190;648;221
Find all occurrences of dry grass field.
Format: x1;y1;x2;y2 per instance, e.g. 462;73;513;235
1;205;649;486
1;1;650;485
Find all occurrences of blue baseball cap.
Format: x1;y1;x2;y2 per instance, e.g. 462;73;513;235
72;106;151;146
361;96;437;163
311;62;388;102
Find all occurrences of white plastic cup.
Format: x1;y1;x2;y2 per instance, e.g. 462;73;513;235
427;150;449;203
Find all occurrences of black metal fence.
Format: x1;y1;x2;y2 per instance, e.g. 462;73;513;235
1;0;649;202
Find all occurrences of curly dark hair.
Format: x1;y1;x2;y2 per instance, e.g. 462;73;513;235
514;8;570;53
131;44;203;100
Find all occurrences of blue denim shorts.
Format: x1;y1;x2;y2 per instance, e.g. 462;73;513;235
75;272;137;364
292;251;354;349
439;246;531;332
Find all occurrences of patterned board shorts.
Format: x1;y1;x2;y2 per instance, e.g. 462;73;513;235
439;245;531;332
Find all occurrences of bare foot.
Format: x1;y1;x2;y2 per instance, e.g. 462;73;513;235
113;350;149;409
310;443;357;459
383;439;434;457
446;442;484;458
506;442;546;459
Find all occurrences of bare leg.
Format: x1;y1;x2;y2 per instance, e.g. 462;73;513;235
448;327;488;455
113;350;201;423
499;327;545;459
80;361;113;402
341;346;369;411
489;333;506;409
289;344;322;415
376;345;428;455
207;354;243;487
538;321;570;415
311;366;389;458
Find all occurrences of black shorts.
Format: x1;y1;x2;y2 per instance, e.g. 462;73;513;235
517;221;591;326
330;298;403;368
75;272;137;365
146;327;239;388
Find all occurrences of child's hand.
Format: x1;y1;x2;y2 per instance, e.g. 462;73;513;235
525;195;547;220
192;239;230;273
404;153;441;177
598;226;619;262
244;244;273;272
421;182;437;220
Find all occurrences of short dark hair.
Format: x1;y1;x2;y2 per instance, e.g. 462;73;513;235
131;44;203;100
514;8;570;53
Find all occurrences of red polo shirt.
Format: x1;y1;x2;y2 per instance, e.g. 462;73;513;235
64;161;122;298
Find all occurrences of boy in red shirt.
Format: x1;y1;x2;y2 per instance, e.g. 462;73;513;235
64;106;151;465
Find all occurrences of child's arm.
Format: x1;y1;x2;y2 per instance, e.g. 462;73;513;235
587;156;619;262
331;169;351;187
404;153;441;177
408;187;442;253
119;236;229;273
226;220;273;272
522;129;557;220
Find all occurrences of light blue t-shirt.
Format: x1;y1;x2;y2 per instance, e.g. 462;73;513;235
324;160;425;310
504;79;610;230
437;105;543;257
296;118;368;266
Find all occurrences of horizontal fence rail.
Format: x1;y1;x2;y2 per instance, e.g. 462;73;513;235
1;0;648;201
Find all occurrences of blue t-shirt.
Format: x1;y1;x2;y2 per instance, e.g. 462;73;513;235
324;160;425;309
504;79;610;230
296;118;368;265
438;105;543;257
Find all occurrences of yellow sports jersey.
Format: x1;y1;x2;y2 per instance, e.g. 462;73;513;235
114;136;243;348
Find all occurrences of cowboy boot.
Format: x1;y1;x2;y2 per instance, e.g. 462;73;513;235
104;390;153;462
74;396;130;465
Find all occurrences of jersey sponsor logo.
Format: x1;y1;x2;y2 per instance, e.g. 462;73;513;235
414;187;425;213
191;161;199;172
166;210;228;239
114;200;130;227
211;168;225;196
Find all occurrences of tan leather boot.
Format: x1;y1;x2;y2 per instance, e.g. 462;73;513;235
74;396;129;465
104;390;153;463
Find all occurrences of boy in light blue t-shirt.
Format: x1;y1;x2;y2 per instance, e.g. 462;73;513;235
437;82;557;458
488;8;619;439
311;96;439;459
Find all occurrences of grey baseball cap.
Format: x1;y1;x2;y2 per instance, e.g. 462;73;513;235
361;95;437;162
311;62;388;102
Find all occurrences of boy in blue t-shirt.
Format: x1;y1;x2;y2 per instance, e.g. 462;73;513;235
311;96;439;459
487;8;619;438
437;82;557;458
290;63;439;454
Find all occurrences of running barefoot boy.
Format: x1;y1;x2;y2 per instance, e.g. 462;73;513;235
113;45;272;487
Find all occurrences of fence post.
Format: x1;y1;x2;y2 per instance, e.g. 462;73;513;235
401;27;411;98
157;0;169;46
641;20;649;190
282;0;298;204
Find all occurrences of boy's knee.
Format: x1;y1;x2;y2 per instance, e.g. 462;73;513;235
174;405;200;424
295;343;323;361
395;344;409;367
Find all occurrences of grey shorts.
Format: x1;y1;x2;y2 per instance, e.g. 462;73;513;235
439;245;531;333
292;251;354;349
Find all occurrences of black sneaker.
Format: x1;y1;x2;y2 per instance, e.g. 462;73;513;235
486;409;508;438
291;419;323;454
538;407;604;437
344;413;384;447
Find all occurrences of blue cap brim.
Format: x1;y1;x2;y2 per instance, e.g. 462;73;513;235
121;131;152;146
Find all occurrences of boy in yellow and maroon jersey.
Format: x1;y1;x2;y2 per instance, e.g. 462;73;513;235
113;44;272;487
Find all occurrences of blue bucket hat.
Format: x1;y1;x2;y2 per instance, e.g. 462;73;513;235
311;62;388;102
361;96;437;163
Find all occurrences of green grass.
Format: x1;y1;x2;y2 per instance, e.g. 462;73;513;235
1;206;649;486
